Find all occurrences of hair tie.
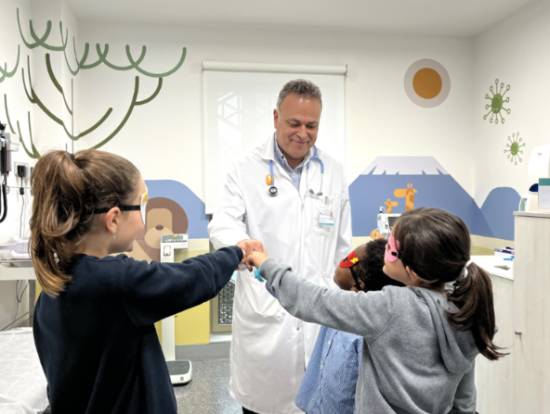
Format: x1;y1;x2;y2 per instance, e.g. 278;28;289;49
445;259;474;293
461;259;474;279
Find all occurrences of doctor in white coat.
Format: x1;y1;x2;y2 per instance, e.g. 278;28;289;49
208;79;352;414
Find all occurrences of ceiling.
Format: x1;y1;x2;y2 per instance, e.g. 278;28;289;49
64;0;540;37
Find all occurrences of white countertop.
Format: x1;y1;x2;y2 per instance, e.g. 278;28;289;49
514;211;550;218
472;255;514;280
0;264;36;281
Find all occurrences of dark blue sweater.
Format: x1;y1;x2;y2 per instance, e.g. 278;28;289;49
33;246;242;414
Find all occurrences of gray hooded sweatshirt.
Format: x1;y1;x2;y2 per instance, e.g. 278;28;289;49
260;259;479;414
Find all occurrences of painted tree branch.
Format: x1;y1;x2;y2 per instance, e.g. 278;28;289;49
17;8;66;51
13;7;185;152
46;53;72;114
126;45;186;78
3;94;17;135
0;45;21;84
4;78;40;158
22;56;114;141
18;9;187;77
16;111;40;159
92;76;163;149
22;58;163;149
98;44;147;71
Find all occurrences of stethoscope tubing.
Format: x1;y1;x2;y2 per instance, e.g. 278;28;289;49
267;147;324;197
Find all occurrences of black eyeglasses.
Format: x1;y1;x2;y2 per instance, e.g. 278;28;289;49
92;191;148;224
93;205;141;214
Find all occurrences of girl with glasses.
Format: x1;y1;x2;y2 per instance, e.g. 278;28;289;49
30;149;255;414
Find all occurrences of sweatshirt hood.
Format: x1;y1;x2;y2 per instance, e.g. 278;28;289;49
412;287;478;375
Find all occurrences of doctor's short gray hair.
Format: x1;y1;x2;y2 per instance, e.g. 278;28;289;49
276;79;322;109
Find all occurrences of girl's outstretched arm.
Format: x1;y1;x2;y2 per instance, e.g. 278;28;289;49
249;253;397;340
120;246;243;326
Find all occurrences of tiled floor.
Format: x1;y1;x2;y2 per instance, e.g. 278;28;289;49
174;359;242;414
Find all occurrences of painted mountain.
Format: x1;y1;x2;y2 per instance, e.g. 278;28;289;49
349;156;519;240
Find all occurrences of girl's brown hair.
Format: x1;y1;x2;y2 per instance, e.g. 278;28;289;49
394;207;505;360
30;149;139;296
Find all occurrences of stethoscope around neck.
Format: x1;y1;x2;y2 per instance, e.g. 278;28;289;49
266;148;325;197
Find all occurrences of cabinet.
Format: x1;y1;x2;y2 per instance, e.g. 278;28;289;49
512;212;550;413
474;261;514;414
474;212;550;413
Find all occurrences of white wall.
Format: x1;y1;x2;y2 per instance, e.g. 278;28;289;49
0;0;79;247
74;23;476;202
0;0;33;244
26;0;79;154
473;0;550;205
0;1;477;329
0;0;79;329
0;0;33;329
473;5;550;411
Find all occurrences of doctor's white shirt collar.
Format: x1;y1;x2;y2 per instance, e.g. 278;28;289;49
273;134;313;173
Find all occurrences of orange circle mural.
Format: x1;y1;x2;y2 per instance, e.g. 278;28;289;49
412;68;442;99
405;59;450;107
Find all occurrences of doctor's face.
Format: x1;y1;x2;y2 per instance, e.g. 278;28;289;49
274;93;321;169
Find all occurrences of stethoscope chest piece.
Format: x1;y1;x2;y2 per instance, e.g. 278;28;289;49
268;186;278;197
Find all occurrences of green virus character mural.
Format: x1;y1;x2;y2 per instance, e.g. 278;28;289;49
483;78;511;124
504;132;525;165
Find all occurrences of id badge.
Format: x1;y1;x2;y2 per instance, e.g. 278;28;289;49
318;209;335;229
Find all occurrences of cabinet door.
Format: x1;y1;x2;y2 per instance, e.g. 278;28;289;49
475;276;514;414
513;215;550;413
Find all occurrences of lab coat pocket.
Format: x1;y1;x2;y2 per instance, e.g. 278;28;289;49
237;272;285;321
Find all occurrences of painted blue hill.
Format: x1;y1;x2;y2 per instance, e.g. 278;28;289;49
144;161;520;242
350;174;492;237
349;157;518;240
480;187;520;240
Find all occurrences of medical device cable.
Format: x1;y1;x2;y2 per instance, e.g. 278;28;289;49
19;184;26;239
0;175;7;223
12;279;29;328
0;311;29;331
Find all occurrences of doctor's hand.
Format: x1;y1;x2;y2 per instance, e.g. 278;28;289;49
245;251;269;270
236;239;265;270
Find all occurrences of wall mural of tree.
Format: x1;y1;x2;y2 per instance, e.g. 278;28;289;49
1;8;186;159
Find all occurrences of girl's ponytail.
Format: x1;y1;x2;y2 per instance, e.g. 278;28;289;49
30;150;139;296
31;151;88;295
448;262;506;360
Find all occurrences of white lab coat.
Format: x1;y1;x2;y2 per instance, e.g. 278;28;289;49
208;136;352;414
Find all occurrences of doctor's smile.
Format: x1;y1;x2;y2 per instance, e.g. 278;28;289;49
273;89;322;169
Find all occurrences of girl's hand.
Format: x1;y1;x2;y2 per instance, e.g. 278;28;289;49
236;239;265;270
246;251;269;269
237;239;264;256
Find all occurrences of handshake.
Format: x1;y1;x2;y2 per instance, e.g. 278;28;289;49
236;239;269;271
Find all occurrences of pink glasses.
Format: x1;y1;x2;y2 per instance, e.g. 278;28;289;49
384;233;400;263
